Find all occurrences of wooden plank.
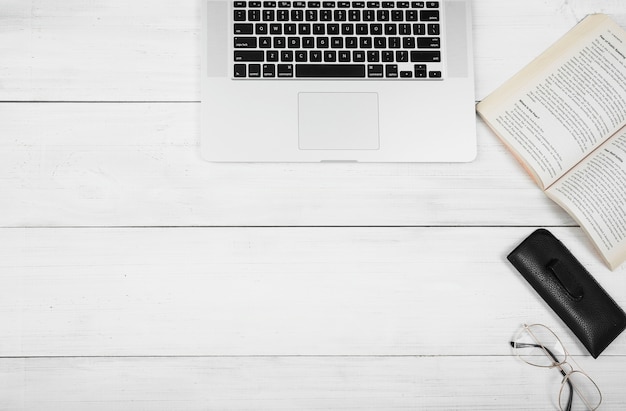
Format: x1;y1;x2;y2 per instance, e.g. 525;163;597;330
1;0;625;101
1;355;624;410
0;103;569;227
1;226;625;357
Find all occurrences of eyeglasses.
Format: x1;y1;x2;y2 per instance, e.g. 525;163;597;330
510;323;602;411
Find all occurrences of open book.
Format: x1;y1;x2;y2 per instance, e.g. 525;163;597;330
477;14;626;270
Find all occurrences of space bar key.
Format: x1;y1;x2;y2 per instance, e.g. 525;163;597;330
296;64;366;78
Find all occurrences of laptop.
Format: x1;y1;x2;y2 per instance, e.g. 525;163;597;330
201;0;476;162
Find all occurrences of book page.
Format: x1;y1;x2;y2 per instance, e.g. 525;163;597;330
546;128;626;270
478;15;626;189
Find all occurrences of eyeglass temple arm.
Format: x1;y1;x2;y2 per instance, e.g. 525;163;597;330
510;341;574;411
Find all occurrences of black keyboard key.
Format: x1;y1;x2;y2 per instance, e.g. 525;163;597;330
413;23;425;35
339;50;351;61
299;23;311;34
255;23;268;34
385;64;398;78
310;50;323;61
323;1;336;7
288;37;300;48
267;50;279;61
345;36;358;48
331;37;343;48
234;1;247;7
324;50;336;61
420;10;439;21
426;1;439;7
382;1;394;7
296;64;366;77
400;70;412;78
410;50;440;62
281;50;294;61
263;64;276;77
274;37;286;48
306;10;317;21
376;10;389;21
317;37;329;48
334;10;347;21
278;64;294;77
429;70;442;78
414;64;427;77
417;37;440;48
234;37;258;48
296;50;308;61
259;37;272;48
234;24;254;34
366;1;380;7
428;23;440;35
248;9;261;20
367;64;383;78
249;1;262;6
263;10;275;20
278;1;292;6
234;10;247;21
234;51;265;61
234;64;247;77
367;50;379;62
264;1;277;6
353;50;366;61
249;64;262;77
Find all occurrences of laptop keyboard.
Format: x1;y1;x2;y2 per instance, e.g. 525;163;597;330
233;1;444;79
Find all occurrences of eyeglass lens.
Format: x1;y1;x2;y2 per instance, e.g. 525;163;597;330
559;370;602;411
511;324;602;411
512;324;566;367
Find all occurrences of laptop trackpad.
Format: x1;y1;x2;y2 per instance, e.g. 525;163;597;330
298;92;379;150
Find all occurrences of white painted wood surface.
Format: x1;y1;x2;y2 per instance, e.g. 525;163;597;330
1;0;626;409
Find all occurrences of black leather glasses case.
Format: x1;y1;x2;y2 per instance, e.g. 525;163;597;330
507;229;626;358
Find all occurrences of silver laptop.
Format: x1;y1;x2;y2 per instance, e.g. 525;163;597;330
201;0;476;162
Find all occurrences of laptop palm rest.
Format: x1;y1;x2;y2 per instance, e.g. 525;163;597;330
298;92;380;150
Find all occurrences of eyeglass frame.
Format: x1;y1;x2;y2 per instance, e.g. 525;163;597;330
510;323;602;411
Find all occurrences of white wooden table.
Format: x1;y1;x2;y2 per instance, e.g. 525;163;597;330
1;0;626;409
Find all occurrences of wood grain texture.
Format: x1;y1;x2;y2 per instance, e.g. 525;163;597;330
1;356;625;410
0;103;569;227
2;1;626;409
1;226;624;357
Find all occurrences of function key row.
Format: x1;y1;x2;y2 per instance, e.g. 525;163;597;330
234;1;439;8
234;9;440;22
